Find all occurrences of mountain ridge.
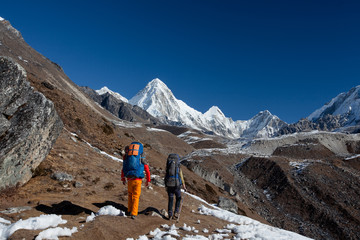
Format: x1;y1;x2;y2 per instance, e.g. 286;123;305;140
98;78;287;139
278;85;360;135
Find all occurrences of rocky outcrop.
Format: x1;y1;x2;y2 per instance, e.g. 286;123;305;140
0;57;63;189
278;115;356;136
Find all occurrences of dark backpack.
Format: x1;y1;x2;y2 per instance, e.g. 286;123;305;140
165;154;182;187
123;142;145;178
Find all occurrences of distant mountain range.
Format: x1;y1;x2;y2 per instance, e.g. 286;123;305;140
92;80;360;139
93;79;286;139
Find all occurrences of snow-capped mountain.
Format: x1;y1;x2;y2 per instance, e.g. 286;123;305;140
129;78;287;139
308;85;360;126
96;86;128;103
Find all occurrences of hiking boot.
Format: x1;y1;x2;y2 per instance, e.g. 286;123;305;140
172;212;179;220
167;214;172;220
131;215;136;220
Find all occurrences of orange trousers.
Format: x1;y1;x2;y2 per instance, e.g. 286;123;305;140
127;179;142;216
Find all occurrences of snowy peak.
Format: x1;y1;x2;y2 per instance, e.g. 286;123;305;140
129;78;173;104
148;78;169;90
96;86;128;103
139;78;173;97
204;106;226;120
251;110;276;122
129;78;201;123
308;85;360;125
0;17;4;22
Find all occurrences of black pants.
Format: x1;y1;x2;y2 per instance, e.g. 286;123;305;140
167;186;181;216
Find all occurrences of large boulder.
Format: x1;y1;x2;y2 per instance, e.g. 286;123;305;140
0;57;63;189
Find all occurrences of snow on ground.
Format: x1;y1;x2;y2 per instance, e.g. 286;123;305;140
86;205;127;222
68;131;123;162
146;127;169;133
0;214;75;240
0;206;125;239
345;154;360;160
126;191;313;240
0;17;4;21
177;131;213;144
198;205;312;240
0;190;313;240
36;227;78;240
289;161;311;173
115;120;143;128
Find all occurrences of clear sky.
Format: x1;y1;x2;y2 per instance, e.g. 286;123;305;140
1;1;359;123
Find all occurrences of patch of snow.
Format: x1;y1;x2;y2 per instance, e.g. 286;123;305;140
0;17;4;21
181;223;196;232
115;120;143;128
0;214;67;240
69;131;123;162
263;189;272;201
146;127;169;132
289;161;311;173
198;205;312;240
86;205;126;222
345;154;360;160
177;131;214;144
35;227;78;240
0;218;10;225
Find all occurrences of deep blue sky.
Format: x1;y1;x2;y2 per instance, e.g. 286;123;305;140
1;1;359;123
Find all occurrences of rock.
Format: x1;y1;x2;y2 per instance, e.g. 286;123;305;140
74;181;83;188
0;206;32;214
51;172;74;182
151;175;165;187
217;196;238;214
0;57;63;189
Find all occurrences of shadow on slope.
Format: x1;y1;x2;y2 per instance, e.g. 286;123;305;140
36;200;92;215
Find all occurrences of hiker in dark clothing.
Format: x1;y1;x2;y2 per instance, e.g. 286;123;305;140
164;154;187;220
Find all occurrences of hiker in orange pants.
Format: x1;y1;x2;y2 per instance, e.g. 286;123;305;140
123;173;150;217
121;143;151;219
